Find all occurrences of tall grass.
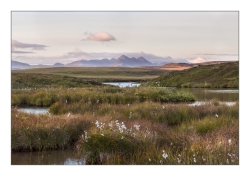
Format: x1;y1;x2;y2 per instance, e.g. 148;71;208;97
11;87;196;108
49;101;238;125
12;101;239;165
11;109;92;151
76;111;239;164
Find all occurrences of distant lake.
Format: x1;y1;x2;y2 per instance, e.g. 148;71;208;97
103;82;140;88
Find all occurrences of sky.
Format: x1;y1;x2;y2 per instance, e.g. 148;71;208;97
11;11;238;65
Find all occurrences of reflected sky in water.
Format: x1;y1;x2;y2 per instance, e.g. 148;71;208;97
12;149;85;165
18;108;49;115
103;82;140;88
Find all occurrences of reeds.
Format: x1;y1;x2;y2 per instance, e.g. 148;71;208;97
76;111;238;164
11;109;92;151
11;87;196;108
11;101;239;165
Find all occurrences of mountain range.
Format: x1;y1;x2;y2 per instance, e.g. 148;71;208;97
67;55;154;67
12;55;165;69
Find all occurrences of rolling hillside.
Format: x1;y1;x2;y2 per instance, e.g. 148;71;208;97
147;61;239;88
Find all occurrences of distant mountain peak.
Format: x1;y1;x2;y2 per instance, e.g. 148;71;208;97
117;55;130;60
53;62;64;66
113;55;153;67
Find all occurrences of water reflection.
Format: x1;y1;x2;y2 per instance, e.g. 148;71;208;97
204;90;239;93
103;82;140;88
176;88;239;101
188;101;237;107
11;149;85;165
18;108;49;115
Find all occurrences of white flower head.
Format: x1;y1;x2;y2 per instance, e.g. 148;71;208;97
177;158;181;163
162;153;168;159
134;124;140;131
162;150;168;159
95;120;99;126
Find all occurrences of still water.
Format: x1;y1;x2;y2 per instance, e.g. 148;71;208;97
175;88;239;102
11;149;85;165
18;107;49;115
103;82;140;88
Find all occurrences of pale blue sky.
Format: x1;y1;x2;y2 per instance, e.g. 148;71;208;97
11;11;238;64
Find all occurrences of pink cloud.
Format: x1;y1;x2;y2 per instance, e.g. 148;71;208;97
82;32;116;42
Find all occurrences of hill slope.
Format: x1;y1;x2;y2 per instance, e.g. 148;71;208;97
147;61;239;88
12;60;31;70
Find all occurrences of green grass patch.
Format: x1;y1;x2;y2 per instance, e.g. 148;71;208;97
147;62;239;88
11;87;196;108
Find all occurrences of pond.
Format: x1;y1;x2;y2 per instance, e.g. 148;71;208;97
188;101;237;107
11;149;85;165
18;107;49;115
103;82;140;88
175;88;239;102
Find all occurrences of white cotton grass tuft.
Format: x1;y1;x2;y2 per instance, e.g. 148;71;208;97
162;150;168;159
134;124;140;131
95;120;105;130
83;130;90;142
177;158;181;163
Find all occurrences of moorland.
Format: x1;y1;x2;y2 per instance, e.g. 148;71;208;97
11;61;239;165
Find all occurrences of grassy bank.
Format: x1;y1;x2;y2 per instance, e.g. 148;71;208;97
11;108;92;151
11;73;103;89
11;87;196;108
11;101;239;164
12;67;166;89
146;61;239;88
